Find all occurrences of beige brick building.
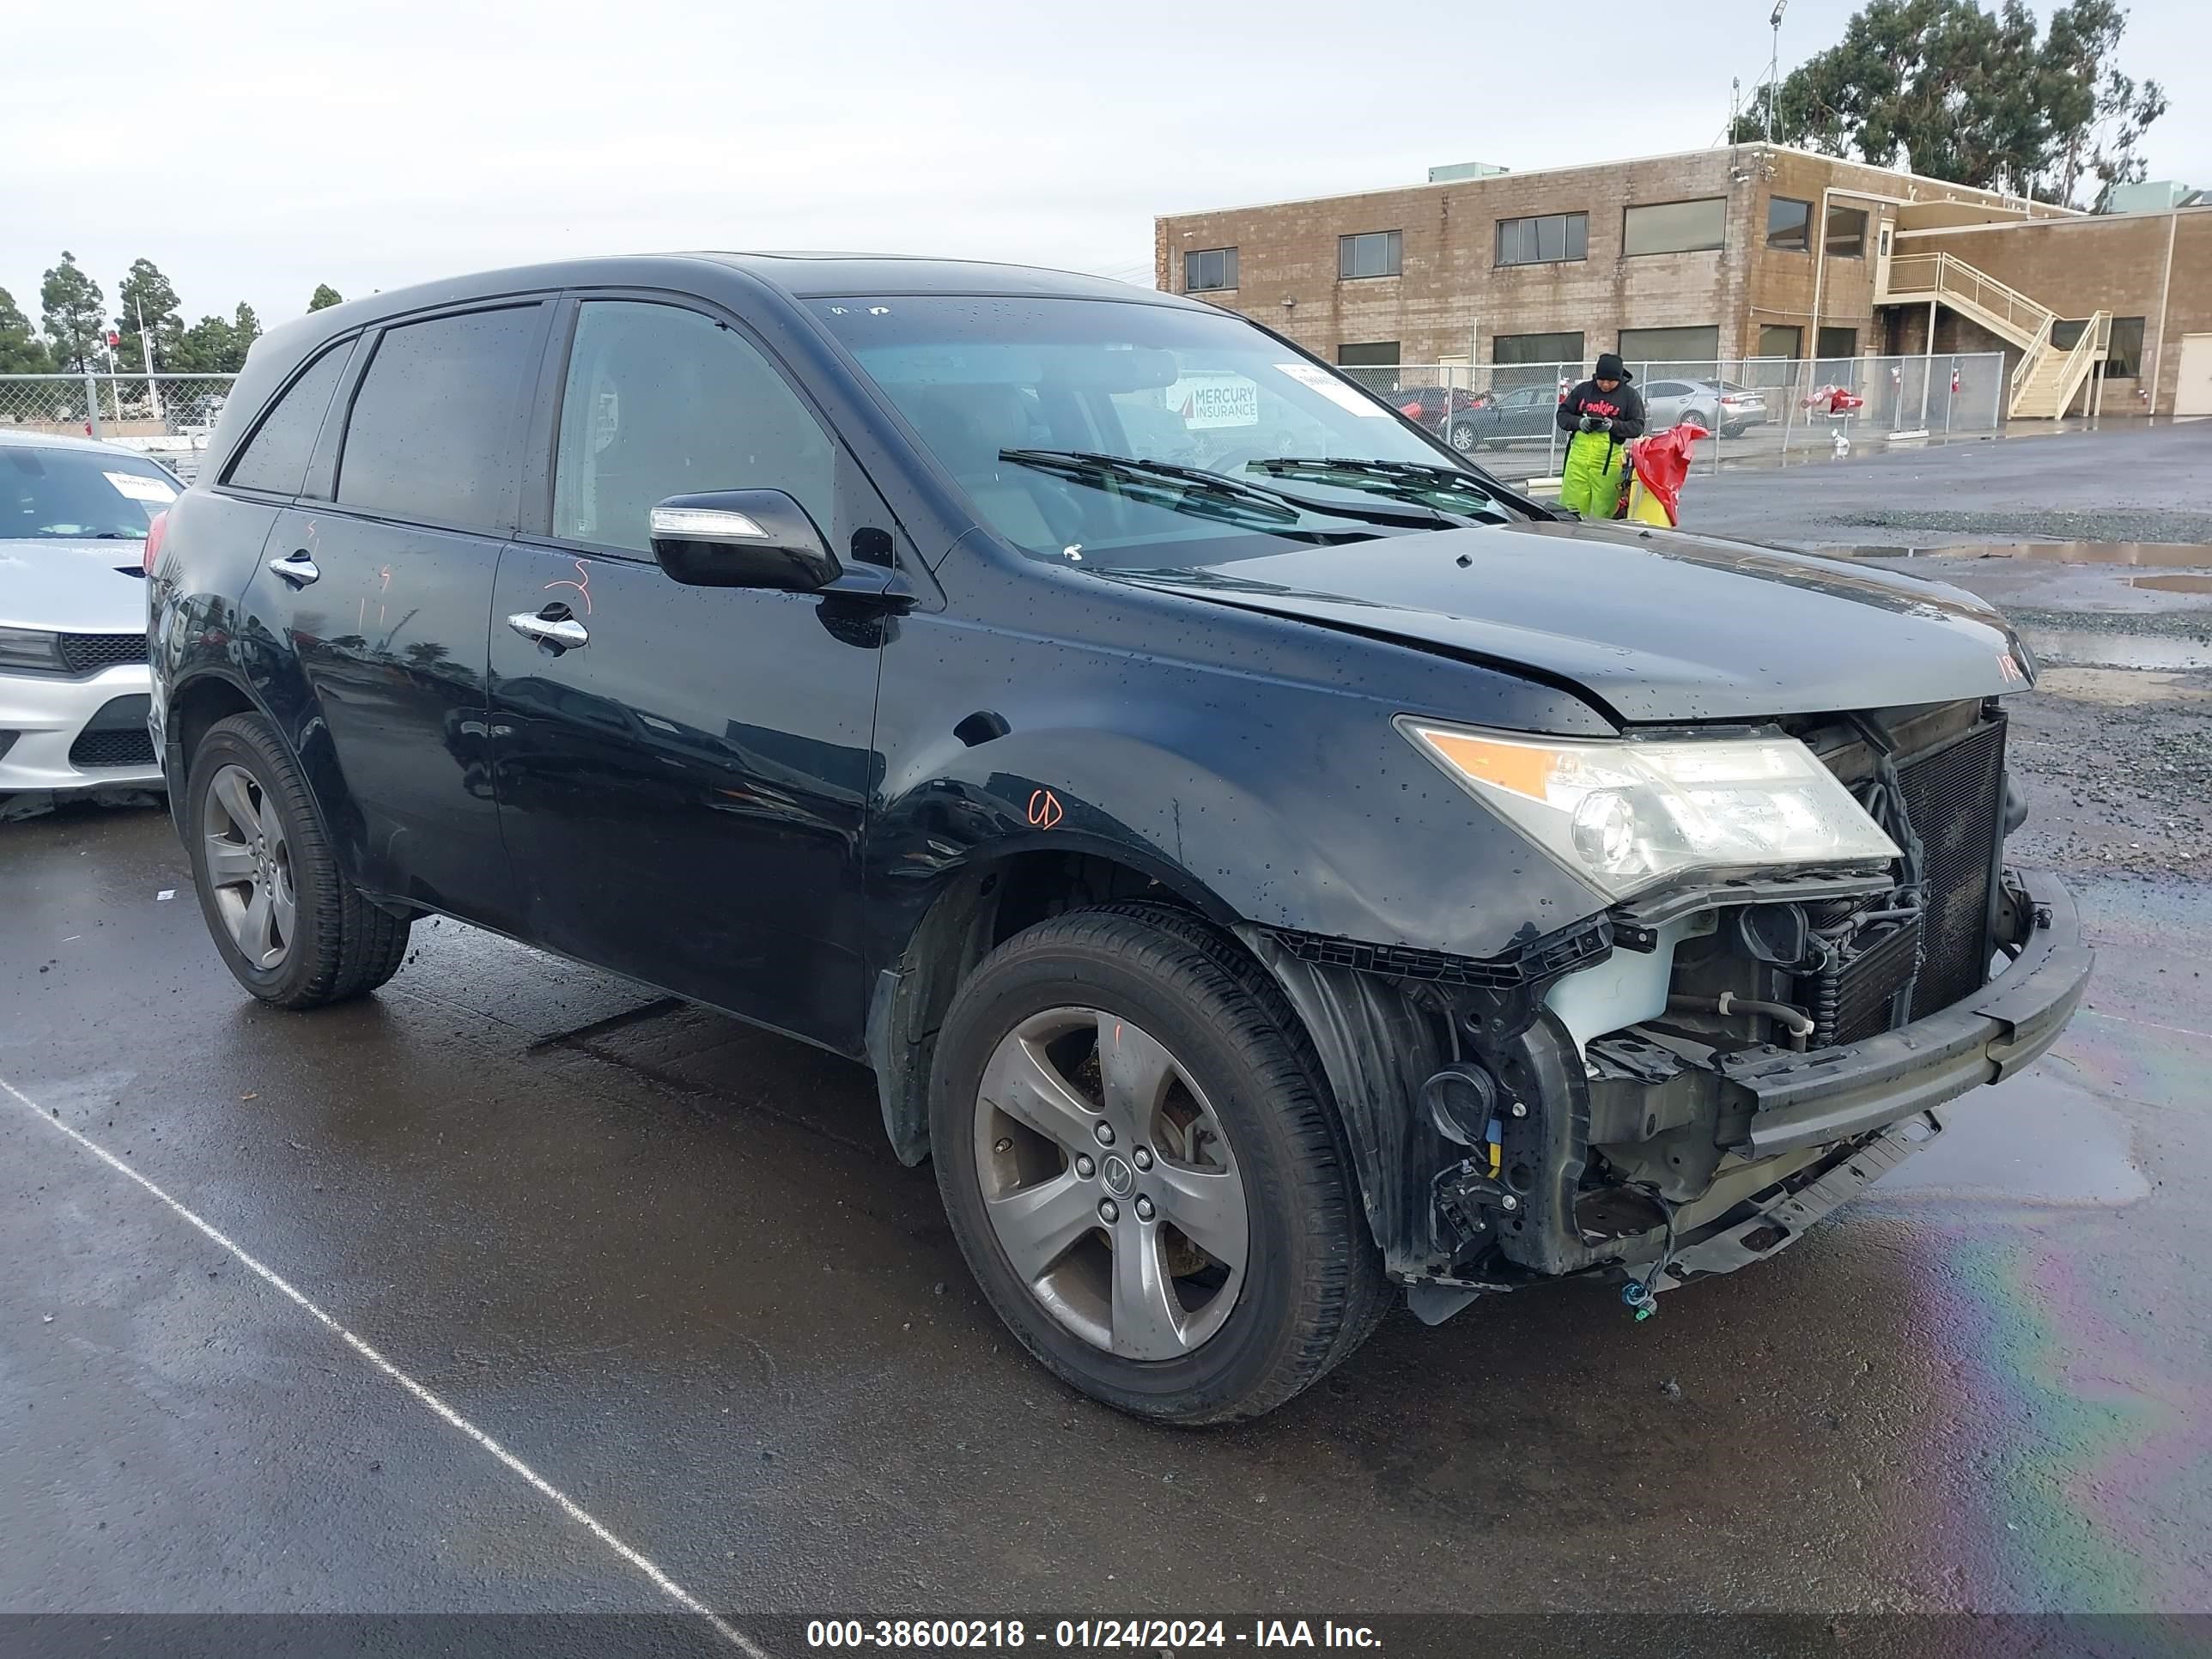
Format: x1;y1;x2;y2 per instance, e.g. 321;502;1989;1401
1155;145;2211;416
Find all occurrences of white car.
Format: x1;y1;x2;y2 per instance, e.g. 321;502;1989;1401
1;428;179;795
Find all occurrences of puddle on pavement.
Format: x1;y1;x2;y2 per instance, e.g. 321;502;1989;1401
1838;542;2212;567
2129;574;2212;594
2033;665;2212;704
1874;1065;2148;1206
2021;629;2212;672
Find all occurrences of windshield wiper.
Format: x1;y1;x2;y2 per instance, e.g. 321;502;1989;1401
998;450;1470;531
1250;457;1564;521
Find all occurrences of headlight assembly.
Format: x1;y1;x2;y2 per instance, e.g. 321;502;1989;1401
1399;717;1899;901
0;626;64;674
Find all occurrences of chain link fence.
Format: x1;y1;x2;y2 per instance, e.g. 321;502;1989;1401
0;372;240;483
1335;354;2008;488
0;355;2009;501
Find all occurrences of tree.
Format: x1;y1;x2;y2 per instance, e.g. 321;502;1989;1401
167;315;239;374
2039;1;2168;205
40;252;106;374
1734;0;2164;205
308;283;344;311
114;257;185;374
0;288;52;374
166;303;263;375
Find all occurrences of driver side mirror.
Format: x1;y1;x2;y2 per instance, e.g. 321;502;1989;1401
649;489;842;592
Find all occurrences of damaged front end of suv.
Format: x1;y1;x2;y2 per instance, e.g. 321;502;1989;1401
1245;693;2091;1324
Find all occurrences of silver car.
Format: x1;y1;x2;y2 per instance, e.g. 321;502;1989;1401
1639;378;1770;438
1;429;179;795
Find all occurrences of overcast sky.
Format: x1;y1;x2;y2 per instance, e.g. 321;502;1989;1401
4;0;2205;331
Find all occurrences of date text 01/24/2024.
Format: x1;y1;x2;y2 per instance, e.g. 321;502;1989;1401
805;1619;1383;1649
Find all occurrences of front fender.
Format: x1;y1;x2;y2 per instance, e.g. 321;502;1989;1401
867;701;1605;968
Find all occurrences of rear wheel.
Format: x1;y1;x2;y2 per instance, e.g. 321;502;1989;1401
1448;421;1482;453
185;714;410;1009
931;906;1386;1424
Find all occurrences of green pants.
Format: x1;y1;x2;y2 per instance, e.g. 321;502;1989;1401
1559;430;1626;520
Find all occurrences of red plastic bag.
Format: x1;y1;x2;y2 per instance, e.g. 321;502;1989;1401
1620;423;1707;526
1803;384;1865;414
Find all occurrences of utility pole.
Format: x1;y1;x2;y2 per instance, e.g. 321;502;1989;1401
1766;1;1787;143
136;295;163;423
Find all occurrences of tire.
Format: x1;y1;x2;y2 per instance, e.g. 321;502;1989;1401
1448;421;1481;454
931;904;1387;1424
1689;408;1717;434
185;713;411;1009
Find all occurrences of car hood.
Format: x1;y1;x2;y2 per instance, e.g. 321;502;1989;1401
1097;518;2031;724
0;537;150;633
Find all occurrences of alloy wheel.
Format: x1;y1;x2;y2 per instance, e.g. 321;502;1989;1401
973;1006;1249;1360
202;763;295;970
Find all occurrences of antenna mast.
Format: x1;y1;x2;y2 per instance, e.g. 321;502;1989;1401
1766;1;1787;143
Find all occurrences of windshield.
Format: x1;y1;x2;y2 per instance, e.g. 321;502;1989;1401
811;295;1513;568
2;446;179;540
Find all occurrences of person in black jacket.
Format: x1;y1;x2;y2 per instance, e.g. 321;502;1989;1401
1555;352;1646;519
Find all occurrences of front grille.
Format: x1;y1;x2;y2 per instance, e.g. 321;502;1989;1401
68;727;155;768
58;633;149;674
67;694;155;769
1896;718;2007;1018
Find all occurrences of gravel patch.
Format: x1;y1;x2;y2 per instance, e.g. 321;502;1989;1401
1811;507;2212;544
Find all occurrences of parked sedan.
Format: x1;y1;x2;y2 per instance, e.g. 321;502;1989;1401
1392;384;1491;434
1;429;178;795
1444;380;1564;452
1640;379;1770;438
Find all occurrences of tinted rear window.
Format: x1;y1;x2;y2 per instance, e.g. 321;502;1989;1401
337;306;543;530
226;341;352;495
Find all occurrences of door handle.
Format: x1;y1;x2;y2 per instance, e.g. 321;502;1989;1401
507;609;589;650
267;550;319;587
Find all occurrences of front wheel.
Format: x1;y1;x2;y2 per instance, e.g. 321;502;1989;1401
930;906;1386;1424
1448;421;1482;453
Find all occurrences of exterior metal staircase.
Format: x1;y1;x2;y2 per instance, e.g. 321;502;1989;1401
1876;251;2108;419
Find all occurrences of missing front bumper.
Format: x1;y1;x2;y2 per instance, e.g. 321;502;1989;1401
1714;868;2090;1156
1623;1111;1943;1295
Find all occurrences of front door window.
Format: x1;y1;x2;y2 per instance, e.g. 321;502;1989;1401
551;301;837;553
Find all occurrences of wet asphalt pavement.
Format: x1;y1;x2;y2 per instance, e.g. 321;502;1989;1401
5;426;2211;1641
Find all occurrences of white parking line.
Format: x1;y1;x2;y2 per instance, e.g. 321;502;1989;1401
1;1072;767;1657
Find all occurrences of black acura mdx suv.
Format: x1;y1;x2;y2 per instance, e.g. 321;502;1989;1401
149;255;2090;1422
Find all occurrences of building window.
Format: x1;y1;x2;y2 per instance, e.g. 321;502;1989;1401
1766;197;1811;252
1622;198;1727;256
1496;213;1588;266
1816;326;1858;360
1339;230;1402;280
1183;247;1237;293
1618;325;1722;368
2107;316;2146;378
2051;319;2087;349
1336;341;1401;367
1492;331;1584;365
1756;323;1804;358
1825;205;1869;257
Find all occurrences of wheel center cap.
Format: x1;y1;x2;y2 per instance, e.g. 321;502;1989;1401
1101;1153;1134;1198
